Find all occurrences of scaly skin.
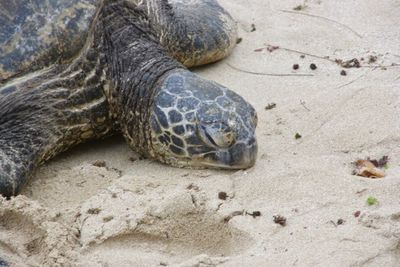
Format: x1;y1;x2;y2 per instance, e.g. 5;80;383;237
0;0;99;83
0;0;258;198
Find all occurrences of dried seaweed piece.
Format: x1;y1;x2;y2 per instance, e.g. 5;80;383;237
340;58;361;68
223;211;244;223
254;45;280;53
218;191;228;200
265;103;277;110
267;45;280;52
87;208;101;215
293;4;307;11
273;215;287;226
368;156;389;168
367;196;378;206
335;59;343;65
246;211;262;218
368;55;377;63
337;219;344;225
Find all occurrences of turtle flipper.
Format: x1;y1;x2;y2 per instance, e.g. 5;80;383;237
0;73;64;196
0;64;112;197
141;0;238;67
0;118;51;197
0;102;63;197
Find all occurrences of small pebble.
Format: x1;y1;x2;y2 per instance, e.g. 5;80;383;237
340;70;347;76
293;64;299;70
310;63;317;70
218;191;228;200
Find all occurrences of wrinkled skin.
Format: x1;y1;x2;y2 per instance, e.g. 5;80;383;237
0;0;257;197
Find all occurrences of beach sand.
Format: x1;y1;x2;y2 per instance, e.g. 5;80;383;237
1;0;400;266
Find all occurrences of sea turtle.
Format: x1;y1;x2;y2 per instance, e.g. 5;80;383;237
0;0;258;197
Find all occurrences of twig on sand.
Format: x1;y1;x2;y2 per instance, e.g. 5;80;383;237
279;9;363;38
226;63;314;77
300;100;311;111
256;45;400;69
276;46;337;63
336;71;369;89
361;63;400;68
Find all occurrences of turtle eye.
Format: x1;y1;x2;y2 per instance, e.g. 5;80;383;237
199;124;235;148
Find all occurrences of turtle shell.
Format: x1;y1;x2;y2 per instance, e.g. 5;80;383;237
0;0;98;83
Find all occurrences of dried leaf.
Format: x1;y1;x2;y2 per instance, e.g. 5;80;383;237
354;159;385;178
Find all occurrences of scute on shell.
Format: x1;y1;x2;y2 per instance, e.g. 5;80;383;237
0;0;98;83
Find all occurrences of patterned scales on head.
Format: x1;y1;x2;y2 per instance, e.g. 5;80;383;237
151;70;257;168
0;0;258;198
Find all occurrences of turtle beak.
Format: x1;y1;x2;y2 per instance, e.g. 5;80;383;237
199;137;258;170
220;138;258;169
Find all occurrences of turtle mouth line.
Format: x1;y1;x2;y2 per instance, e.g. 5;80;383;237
195;161;256;170
188;144;258;170
170;159;255;170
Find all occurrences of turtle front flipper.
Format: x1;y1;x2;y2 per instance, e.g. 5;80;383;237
139;0;238;67
0;64;112;197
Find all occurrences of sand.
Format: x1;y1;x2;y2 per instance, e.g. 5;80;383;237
1;0;400;266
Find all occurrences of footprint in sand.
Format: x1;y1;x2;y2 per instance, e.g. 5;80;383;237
78;187;253;266
0;196;77;266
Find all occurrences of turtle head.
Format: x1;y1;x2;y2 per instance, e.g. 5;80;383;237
149;70;257;169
